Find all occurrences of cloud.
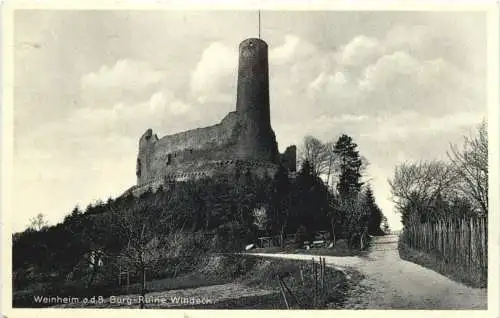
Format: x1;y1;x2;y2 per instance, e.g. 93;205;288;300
384;24;431;52
75;93;192;137
260;27;485;169
335;35;384;67
81;59;165;91
358;51;419;91
189;42;238;103
263;26;482;129
147;91;190;115
12;13;486;233
308;71;350;98
270;34;316;65
359;111;485;142
13;86;194;230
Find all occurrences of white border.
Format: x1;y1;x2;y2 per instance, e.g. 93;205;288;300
1;1;499;317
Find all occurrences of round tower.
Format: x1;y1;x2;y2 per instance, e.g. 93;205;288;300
236;38;270;124
235;38;279;163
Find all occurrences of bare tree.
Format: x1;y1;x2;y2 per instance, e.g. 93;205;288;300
300;135;368;190
299;136;329;176
253;206;268;232
118;202;172;308
341;192;370;250
389;160;458;213
447;120;488;216
323;141;337;189
28;213;48;231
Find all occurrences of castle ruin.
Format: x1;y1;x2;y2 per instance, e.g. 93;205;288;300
128;38;296;195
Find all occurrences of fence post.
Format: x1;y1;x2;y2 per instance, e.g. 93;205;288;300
313;258;318;308
408;217;487;287
278;278;290;309
322;257;325;292
300;265;304;285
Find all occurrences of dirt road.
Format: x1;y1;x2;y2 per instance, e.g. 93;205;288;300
251;235;487;309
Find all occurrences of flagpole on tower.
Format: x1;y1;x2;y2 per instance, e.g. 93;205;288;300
258;9;261;39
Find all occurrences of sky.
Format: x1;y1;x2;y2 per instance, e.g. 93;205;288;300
12;10;487;233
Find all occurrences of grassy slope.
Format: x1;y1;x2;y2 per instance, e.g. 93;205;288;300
18;255;349;309
179;256;349;309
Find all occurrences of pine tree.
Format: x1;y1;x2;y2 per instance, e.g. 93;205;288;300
270;165;292;245
295;160;329;234
333;134;363;200
364;186;384;236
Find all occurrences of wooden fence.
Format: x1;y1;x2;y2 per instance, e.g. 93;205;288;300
277;257;328;309
403;217;487;282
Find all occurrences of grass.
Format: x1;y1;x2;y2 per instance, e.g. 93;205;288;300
12;258;236;308
60;256;348;309
238;256;348;309
117;273;234;295
14;253;349;309
163;256;349;309
398;241;486;288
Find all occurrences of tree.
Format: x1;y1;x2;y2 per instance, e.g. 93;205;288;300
233;168;258;230
447;120;488;216
28;213;48;231
323;141;338;190
389;160;458;226
81;206;127;289
252;206;268;233
364;186;385;236
326;191;341;246
381;216;390;234
333;134;364;201
269;165;292;246
295;160;329;234
299;136;329;177
341;192;370;250
118;201;170;309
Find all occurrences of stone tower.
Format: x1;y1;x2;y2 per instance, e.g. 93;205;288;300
129;37;296;195
235;38;279;163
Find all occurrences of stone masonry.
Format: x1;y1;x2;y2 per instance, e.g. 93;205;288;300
127;38;296;196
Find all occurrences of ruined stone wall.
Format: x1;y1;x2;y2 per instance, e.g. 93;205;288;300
128;160;281;197
137;111;243;184
136;129;159;184
154;111;239;154
134;37;294;187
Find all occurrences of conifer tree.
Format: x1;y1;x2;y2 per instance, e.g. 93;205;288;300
333;134;363;201
295;160;329;234
364;186;384;236
270;165;292;245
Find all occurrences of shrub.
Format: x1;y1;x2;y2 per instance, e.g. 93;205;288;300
294;225;307;248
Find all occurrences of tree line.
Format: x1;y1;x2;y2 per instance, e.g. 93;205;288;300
389;121;488;287
389;120;488;227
